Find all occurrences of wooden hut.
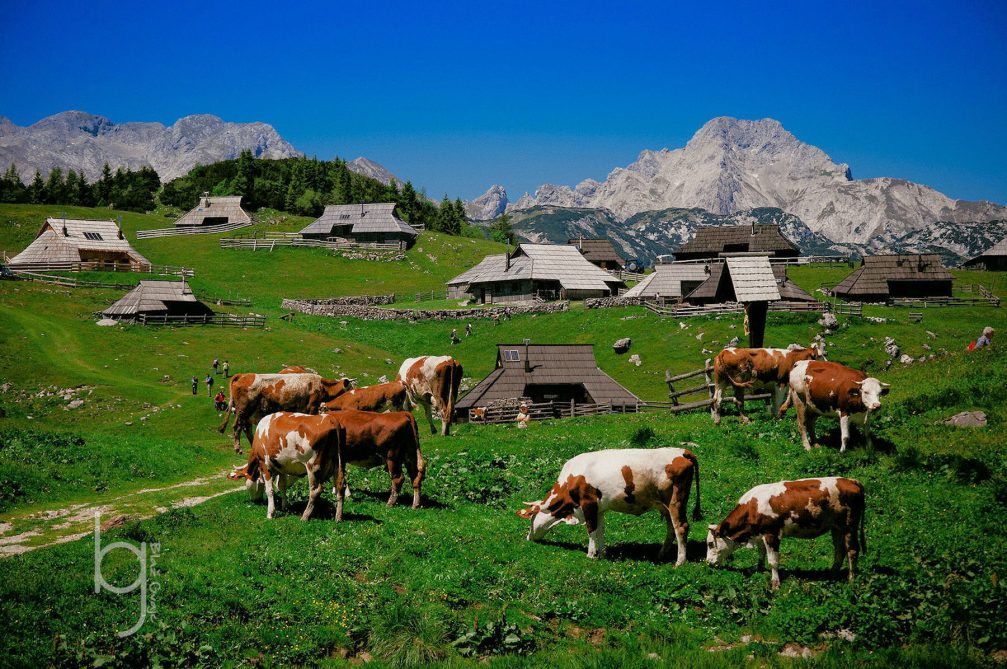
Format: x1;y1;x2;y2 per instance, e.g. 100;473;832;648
175;195;251;227
673;224;799;261
102;280;214;320
683;257;781;346
621;263;709;301
8;217;150;271
448;244;625;303
299;203;418;248
455;343;641;418
964;236;1007;271
832;254;953;302
446;254;507;299
567;237;624;270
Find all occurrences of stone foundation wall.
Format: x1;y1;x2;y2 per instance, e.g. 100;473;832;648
281;298;570;321
584;296;645;309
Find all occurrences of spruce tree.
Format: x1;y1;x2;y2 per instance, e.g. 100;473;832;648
45;167;65;204
28;170;45;204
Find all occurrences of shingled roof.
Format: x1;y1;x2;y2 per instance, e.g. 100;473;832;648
621;263;709;299
461;244;624;292
446;254;507;287
8;218;150;269
674;224;799;259
567;238;624;268
684;257;783;304
832;254;953;300
456;344;641;410
300;203;417;238
964;235;1007;268
102;280;214;318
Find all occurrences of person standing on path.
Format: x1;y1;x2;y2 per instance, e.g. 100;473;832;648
223;360;230;377
465;323;472;337
212;358;220;375
205;374;214;397
191;376;198;395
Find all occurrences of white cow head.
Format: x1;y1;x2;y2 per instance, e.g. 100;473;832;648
516;499;580;542
706;524;739;565
851;378;890;411
227;465;264;502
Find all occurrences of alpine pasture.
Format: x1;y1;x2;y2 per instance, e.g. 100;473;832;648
1;203;1006;667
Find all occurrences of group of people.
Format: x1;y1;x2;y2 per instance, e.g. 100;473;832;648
191;357;231;411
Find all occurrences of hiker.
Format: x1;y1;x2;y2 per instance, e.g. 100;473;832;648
205;374;214;397
973;326;994;350
492;312;500;326
450;328;461;345
191;376;198;395
465;323;473;337
212;358;220;375
503;308;512;321
223;360;230;377
214;390;227;411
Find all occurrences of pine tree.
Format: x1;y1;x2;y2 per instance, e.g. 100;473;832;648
489;212;514;244
75;170;93;206
0;164;26;203
28;170;46;204
45;167;65;204
96;163;112;205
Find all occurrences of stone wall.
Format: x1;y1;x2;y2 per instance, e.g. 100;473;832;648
281;298;570;321
293;294;396;306
584;296;645;309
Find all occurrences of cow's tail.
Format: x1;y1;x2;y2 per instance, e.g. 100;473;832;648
217;377;237;433
686;451;702;520
442;360;462;435
725;371;757;389
409;413;425;479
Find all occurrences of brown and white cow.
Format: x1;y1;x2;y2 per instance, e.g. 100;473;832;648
781;360;890;452
706;477;867;589
710;341;825;425
397;356;463;436
516;447;701;565
227;412;345;521
218;373;353;453
321;380;411;414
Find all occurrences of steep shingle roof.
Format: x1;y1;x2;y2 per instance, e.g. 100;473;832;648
300;203;417;237
621;263;709;298
8;218;150;268
456;344;640;409
726;256;782;301
674;224;799;257
567;238;624;266
966;235;1007;265
461;244;624;292
833;254;952;298
175;195;251;227
102;280;213;317
446;254;508;286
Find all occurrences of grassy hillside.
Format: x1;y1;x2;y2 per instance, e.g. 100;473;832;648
1;203;1007;666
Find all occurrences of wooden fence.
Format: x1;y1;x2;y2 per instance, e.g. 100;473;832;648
134;313;266;328
609;269;646;282
826;302;863;316
661;360;771;414
13;271;137;290
5;261;193;276
219;233;405;252
135;220;254;239
645;300;824;318
469;400;641;424
888;295;1000;308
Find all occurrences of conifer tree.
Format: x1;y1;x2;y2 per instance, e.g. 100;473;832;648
28;170;45;204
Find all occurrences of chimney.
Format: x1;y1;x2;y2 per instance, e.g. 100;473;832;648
201;191;210;207
61;213;68;237
751;221;756;236
505;245;511;271
523;338;531;373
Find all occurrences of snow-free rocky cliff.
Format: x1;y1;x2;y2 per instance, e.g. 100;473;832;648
0;111;301;182
482;117;1007;260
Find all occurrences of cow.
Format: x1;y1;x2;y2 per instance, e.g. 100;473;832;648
218;373;353;454
780;360;890;452
321;380;411;414
706;477;867;589
227;412;344;521
397;356;463;436
710;340;826;425
516;447;701;565
470;407;487;422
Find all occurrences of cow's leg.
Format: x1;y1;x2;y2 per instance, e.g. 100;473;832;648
806;414;818;448
334;453;346;523
771;386;785;418
667;501;689;567
263;472;276;519
278;474;290;512
763;534;782;590
839;414;850;453
585;505;605;559
755;538;767;571
734;387;752;425
232;417;244;454
794;398;812;451
862;415;873;451
710;382;723;425
301;467;322;522
421;400;437;435
386;455;403;507
831;527;846;574
408;450;425;509
846;516;861;583
777;388;794;418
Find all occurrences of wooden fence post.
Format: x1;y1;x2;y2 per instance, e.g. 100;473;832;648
704;358;714;401
665;369;678;407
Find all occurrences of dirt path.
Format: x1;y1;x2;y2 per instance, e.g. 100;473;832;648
0;472;240;557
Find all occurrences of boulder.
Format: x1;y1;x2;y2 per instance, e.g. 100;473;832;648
612;338;632;354
628;354;642;367
944;411;987;427
899;354;913;365
818;313;839;329
96;318;118;327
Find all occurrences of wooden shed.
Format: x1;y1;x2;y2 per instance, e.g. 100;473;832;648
621;263;709;301
964;236;1007;271
673;224;800;261
449;244;625;303
567;237;624;270
832;254;953;302
102;280;214;320
300;203;418;248
455;343;641;417
8;218;150;271
175;195;251;227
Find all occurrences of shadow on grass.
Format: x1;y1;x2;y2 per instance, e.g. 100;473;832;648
345;487;450;510
815;426;896;454
535;538;711;565
279;499;381;523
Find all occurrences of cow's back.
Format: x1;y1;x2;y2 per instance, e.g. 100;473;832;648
791;361;866;414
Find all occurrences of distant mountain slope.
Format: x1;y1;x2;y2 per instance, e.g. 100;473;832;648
0;111;301;182
504;117;1007;245
346;157;401;185
465;185;508;221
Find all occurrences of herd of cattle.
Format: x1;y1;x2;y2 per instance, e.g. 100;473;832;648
222;341;888;589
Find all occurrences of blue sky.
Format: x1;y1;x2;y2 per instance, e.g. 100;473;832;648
1;0;1005;203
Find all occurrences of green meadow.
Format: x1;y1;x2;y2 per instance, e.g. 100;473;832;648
1;203;1006;667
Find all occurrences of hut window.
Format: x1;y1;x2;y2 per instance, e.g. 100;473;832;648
504;349;521;362
340;214;351;220
83;232;104;241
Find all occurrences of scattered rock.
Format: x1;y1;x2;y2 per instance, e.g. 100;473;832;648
64;399;84;410
926;330;937;340
922;343;932;351
818;313;838;329
899;354;913;365
695;332;704;340
100;514;130;531
384;358;393;365
701;348;713;355
124;421;133;426
865;316;887;324
779;643;816;658
95;318;118;327
679;322;688;329
377;375;388;384
728;336;740;347
944;411;987;427
0;382;11;393
884;337;900;358
612;338;632;354
628;354;642;367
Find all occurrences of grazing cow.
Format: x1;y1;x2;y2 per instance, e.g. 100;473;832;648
218;373;353;453
710;341;825;425
227;412;344;521
781;361;890;452
516;447;701;565
321;380;411;414
470;407;487;422
706;477;867;589
397;356;463;436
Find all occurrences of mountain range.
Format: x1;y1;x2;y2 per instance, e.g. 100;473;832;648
467;117;1007;263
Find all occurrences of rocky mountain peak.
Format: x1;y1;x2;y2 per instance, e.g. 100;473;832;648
464;184;508;220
